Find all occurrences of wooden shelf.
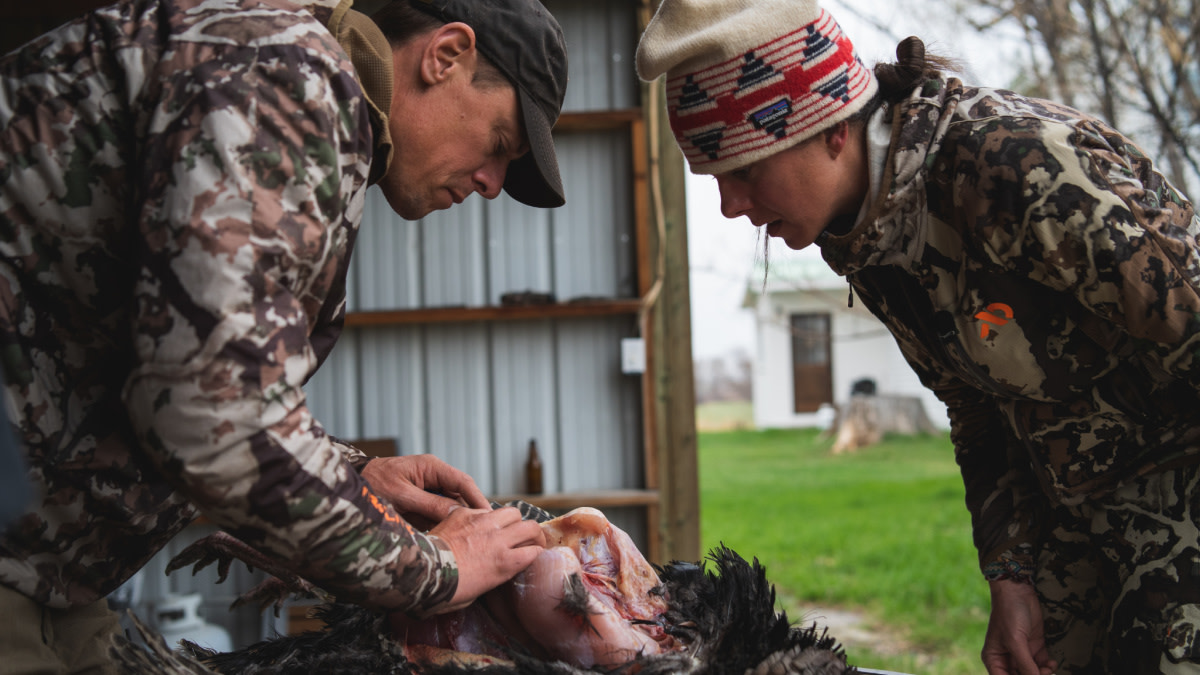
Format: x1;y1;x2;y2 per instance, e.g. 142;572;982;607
345;299;642;327
491;489;659;511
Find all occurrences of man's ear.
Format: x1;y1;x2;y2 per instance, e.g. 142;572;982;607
419;22;477;85
824;121;850;159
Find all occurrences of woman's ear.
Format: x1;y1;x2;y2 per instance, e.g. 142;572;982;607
824;121;850;159
419;22;477;85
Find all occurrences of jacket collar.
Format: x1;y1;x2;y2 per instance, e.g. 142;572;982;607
817;75;964;276
325;0;394;185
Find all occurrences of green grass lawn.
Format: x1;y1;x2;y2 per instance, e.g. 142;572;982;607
698;427;989;675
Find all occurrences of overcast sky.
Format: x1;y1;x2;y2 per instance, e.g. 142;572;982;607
684;0;1023;360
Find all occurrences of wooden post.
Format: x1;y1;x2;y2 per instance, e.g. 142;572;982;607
639;47;700;563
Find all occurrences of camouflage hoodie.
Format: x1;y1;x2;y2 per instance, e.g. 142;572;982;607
818;75;1200;580
0;0;457;612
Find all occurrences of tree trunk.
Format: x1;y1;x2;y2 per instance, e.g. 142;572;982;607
829;394;940;454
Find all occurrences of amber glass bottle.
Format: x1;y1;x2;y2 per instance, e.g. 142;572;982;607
524;439;543;495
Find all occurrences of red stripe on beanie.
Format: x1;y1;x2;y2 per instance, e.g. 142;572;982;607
661;8;876;174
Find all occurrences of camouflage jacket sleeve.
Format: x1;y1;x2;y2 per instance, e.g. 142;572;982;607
939;113;1200;579
333;437;373;472
120;15;456;614
937;385;1040;581
848;262;1044;580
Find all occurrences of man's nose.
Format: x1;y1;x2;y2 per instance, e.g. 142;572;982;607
474;158;507;200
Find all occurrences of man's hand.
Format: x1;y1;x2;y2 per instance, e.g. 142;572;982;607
427;506;547;613
982;578;1057;675
361;454;490;529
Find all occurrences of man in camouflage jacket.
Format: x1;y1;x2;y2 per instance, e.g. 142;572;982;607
0;0;563;670
819;74;1200;673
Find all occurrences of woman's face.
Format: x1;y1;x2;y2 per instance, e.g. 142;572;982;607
713;125;864;250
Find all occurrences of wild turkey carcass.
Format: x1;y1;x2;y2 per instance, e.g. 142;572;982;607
114;504;857;675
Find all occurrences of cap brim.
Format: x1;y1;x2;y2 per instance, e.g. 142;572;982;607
503;88;565;208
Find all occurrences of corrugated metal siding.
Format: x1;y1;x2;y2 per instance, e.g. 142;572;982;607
487;200;555;303
555;318;643;491
489;320;559;493
356;326;427;454
420;204;490;307
350;189;422;311
306;330;362;440
423;324;494;475
306;315;643;497
554;132;637;299
345;132;635;311
549;0;639;111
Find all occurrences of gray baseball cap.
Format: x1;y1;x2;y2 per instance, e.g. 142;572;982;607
403;0;568;208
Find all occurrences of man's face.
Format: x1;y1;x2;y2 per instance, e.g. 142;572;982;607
378;66;529;221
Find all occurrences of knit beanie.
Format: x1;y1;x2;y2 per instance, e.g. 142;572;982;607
635;0;877;175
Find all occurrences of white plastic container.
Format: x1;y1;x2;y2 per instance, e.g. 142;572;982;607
154;593;233;653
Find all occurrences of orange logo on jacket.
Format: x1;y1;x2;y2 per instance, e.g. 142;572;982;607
362;485;408;531
975;303;1014;339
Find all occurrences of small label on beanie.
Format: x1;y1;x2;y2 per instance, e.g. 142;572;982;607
749;98;792;139
750;99;791;129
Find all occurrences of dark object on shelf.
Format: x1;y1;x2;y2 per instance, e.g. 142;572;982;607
500;291;556;306
525;439;544;495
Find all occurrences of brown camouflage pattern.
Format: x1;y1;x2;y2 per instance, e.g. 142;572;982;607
818;76;1200;584
1035;464;1200;672
0;0;457;613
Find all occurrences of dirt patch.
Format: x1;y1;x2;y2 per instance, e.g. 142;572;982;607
694;419;754;432
778;595;935;673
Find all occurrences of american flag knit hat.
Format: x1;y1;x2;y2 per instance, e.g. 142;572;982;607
635;0;878;175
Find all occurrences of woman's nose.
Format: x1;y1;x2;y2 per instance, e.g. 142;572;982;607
716;176;751;219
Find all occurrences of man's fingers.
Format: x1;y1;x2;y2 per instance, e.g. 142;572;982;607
397;489;474;526
414;456;489;508
453;484;491;509
503;539;544;570
426;506;550;613
503;515;547;549
1006;635;1042;675
1032;643;1056;675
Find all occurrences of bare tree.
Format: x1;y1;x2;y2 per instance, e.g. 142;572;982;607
949;0;1200;193
693;351;753;403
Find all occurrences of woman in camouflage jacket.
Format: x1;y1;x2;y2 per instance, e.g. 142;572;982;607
637;1;1200;673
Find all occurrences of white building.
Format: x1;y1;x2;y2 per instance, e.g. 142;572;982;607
742;257;950;431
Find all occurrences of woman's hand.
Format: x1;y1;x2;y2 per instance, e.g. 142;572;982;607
361;454;490;529
982;578;1057;675
427;505;547;613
